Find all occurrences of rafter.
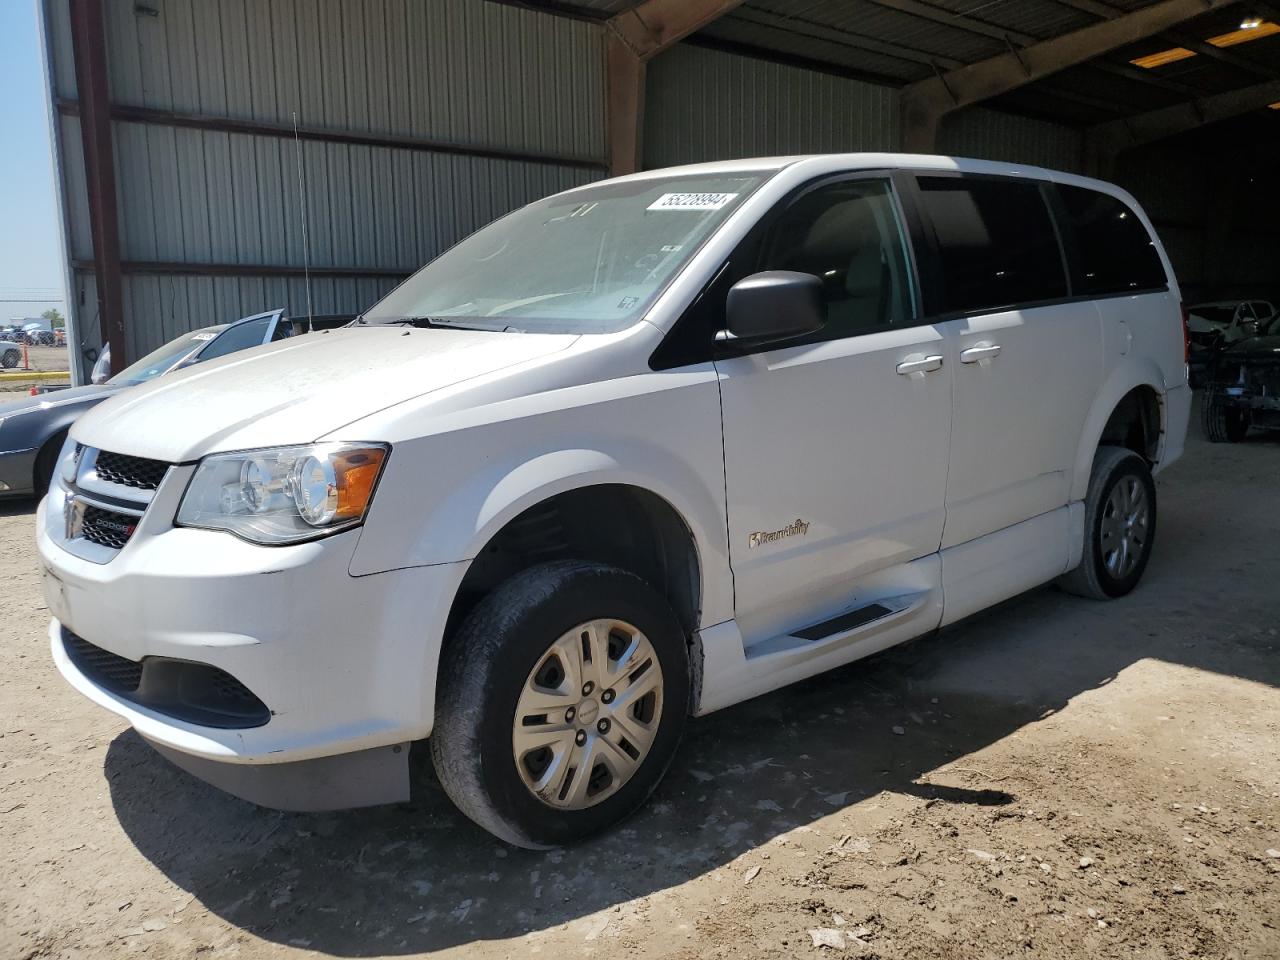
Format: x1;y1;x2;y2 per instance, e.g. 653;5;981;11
1085;76;1280;173
900;0;1240;152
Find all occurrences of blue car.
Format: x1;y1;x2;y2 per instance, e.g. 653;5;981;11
0;309;291;499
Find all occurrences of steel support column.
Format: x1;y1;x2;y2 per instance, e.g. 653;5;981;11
68;0;127;369
605;0;745;175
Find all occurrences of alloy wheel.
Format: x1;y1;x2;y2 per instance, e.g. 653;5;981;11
1100;474;1149;580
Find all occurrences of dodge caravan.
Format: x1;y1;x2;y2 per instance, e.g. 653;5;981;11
39;154;1191;847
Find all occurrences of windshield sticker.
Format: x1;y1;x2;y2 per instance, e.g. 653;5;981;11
647;192;739;212
191;333;217;341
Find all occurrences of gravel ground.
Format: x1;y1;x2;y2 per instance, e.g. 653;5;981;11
1;412;1278;960
0;344;74;393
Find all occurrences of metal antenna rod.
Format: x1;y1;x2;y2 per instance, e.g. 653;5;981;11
292;112;315;333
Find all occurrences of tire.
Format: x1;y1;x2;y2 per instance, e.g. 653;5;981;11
0;349;16;369
431;560;690;848
34;430;68;498
1057;446;1157;600
1201;388;1249;443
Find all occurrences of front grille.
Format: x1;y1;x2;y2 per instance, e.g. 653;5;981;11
62;629;270;729
94;450;170;491
64;631;143;693
81;505;139;550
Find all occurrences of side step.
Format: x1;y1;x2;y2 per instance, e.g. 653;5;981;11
745;592;925;661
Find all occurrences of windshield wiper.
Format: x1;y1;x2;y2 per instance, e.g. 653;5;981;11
380;316;489;330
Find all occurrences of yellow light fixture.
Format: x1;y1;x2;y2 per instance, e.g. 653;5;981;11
1270;101;1280;109
1131;47;1196;68
1208;19;1280;46
1130;18;1279;68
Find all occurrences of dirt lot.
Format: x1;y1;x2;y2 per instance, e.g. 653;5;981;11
0;344;73;392
1;417;1277;960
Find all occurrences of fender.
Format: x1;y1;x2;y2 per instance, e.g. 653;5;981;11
348;375;734;628
1069;356;1166;503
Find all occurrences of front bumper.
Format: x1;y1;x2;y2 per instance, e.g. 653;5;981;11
0;447;36;497
39;480;467;777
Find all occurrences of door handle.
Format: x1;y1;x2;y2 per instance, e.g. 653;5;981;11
960;344;1002;364
896;355;944;376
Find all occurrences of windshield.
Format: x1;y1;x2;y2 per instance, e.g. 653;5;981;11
109;327;223;385
363;172;772;334
1187;306;1237;331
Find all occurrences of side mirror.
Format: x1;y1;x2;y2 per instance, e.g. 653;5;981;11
723;271;825;344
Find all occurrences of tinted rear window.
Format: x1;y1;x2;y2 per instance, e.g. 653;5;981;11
1055;185;1167;296
916;176;1067;315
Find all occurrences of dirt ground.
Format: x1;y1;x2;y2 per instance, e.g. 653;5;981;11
0;345;73;392
1;412;1277;960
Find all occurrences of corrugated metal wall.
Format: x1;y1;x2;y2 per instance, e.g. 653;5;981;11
644;44;900;167
45;0;605;366
938;107;1085;173
46;1;1099;370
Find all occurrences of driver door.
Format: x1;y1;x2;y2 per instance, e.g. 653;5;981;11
714;176;951;646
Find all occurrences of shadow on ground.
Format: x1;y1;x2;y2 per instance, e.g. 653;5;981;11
101;429;1280;955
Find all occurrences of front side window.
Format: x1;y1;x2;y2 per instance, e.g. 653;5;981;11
363;172;771;335
194;315;275;362
1056;185;1167;296
108;328;220;386
916;176;1067;315
757;178;915;341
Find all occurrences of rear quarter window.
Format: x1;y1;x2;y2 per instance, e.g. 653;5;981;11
1055;185;1167;296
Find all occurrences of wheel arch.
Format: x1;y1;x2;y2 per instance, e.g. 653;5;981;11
1070;361;1166;503
443;480;705;646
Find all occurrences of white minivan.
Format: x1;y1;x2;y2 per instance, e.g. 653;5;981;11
40;154;1190;847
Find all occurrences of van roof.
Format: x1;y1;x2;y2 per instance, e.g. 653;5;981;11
562;153;1129;199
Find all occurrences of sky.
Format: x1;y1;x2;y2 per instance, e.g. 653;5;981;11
0;0;67;322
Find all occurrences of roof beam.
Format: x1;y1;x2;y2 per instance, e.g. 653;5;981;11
605;0;745;175
867;0;1203;95
608;0;744;59
900;0;1240;152
1050;0;1279;80
1086;76;1280;165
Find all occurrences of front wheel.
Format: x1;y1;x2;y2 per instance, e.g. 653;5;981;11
431;561;690;848
1058;446;1157;600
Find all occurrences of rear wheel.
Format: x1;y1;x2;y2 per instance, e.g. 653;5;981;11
431;561;690;848
1058;446;1157;600
1201;388;1249;443
0;348;17;369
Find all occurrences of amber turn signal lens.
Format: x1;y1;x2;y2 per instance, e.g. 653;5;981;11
334;448;387;521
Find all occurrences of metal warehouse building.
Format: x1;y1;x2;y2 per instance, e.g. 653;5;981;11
40;0;1280;380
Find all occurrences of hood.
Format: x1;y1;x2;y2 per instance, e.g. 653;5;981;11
72;327;577;462
0;383;116;420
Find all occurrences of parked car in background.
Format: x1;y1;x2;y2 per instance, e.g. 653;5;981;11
1;324;26;342
39;155;1190;848
1187;300;1277;387
89;312;352;382
1201;310;1280;442
18;320;57;346
0;309;290;498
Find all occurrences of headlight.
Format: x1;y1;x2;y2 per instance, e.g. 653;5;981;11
58;435;81;486
176;443;388;545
